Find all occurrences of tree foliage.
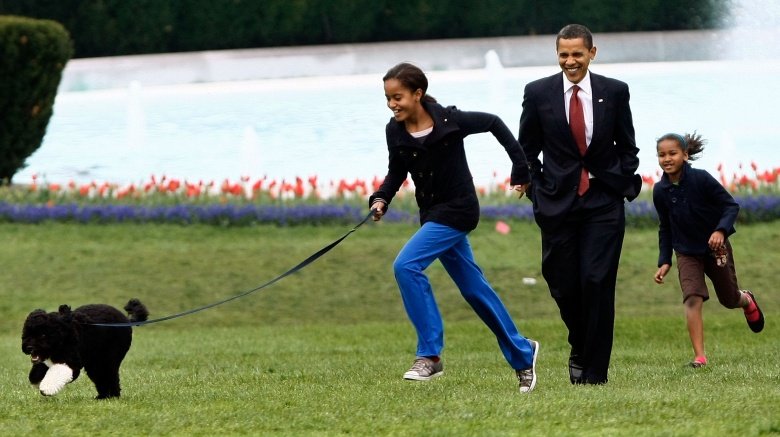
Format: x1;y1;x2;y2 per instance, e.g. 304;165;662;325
0;0;727;58
0;15;72;183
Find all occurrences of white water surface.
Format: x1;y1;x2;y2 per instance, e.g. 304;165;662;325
18;60;779;189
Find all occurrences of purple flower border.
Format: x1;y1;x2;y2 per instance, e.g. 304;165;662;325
1;196;778;226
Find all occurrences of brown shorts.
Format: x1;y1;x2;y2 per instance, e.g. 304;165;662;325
675;240;742;308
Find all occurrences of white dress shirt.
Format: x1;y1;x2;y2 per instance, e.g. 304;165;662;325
563;72;593;147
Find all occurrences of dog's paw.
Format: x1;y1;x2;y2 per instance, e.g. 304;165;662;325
29;362;50;385
39;363;73;396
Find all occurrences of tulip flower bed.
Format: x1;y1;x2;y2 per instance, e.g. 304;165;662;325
1;164;778;226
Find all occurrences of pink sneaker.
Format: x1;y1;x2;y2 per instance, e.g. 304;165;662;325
689;356;707;368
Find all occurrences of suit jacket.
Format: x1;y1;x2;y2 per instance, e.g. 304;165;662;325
519;71;641;230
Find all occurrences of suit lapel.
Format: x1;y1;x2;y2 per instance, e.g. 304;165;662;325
548;74;575;147
590;73;606;150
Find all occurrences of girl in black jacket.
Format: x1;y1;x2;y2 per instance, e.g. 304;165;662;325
653;132;764;368
369;62;538;393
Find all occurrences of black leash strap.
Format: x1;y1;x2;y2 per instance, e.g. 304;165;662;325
92;210;374;327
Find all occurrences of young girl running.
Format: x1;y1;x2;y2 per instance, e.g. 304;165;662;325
369;62;538;392
653;132;764;368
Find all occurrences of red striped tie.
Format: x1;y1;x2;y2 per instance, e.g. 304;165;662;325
569;85;589;196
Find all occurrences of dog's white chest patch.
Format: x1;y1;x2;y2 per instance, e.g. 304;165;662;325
38;361;74;396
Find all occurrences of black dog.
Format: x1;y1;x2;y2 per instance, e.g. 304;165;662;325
21;298;148;399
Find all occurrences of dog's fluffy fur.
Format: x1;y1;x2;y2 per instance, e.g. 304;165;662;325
21;298;149;399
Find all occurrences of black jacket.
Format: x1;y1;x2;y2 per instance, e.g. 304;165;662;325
519;72;641;232
369;101;530;231
653;162;740;266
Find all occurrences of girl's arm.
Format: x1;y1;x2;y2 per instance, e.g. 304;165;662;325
454;109;530;186
653;188;673;284
368;126;408;219
369;160;406;218
653;186;674;267
702;172;739;234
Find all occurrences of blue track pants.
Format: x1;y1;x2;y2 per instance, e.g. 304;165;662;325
393;221;534;370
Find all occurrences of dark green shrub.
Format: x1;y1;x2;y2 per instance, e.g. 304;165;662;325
0;15;72;184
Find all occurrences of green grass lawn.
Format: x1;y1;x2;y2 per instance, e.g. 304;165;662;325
1;220;778;436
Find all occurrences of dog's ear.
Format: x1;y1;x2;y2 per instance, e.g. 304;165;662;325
24;309;49;326
58;305;74;322
28;309;47;318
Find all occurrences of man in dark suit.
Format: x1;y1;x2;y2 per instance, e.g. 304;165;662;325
518;24;641;385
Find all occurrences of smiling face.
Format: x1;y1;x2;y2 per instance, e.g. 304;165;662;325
657;138;689;182
384;78;423;123
557;37;596;84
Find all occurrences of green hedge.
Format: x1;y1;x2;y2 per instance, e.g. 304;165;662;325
0;0;726;58
0;15;72;183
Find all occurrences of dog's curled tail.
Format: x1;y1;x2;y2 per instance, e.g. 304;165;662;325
124;299;149;323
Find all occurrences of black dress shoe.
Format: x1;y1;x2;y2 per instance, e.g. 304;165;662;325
583;377;608;385
581;369;608;385
568;355;585;384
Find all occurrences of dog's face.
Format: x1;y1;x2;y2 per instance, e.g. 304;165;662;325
21;306;79;364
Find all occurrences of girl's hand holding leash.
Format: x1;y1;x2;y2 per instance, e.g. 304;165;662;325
371;200;387;221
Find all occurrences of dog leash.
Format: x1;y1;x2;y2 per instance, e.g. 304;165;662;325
92;209;375;327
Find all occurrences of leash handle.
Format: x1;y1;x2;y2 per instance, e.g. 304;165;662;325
92;209;375;327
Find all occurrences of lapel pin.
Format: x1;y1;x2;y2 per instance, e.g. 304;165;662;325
598;98;604;103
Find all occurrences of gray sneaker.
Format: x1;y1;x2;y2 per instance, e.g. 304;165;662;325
403;357;443;381
516;340;539;393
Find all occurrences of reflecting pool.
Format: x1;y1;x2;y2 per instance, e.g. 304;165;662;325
17;60;780;188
